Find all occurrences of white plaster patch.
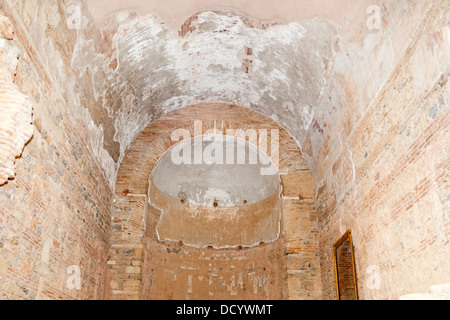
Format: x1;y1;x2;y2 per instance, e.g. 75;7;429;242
101;11;338;179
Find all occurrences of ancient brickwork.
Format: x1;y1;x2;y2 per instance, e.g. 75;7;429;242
315;0;449;300
0;2;114;299
141;240;286;300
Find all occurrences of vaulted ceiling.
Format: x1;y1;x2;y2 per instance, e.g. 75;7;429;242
67;0;433;194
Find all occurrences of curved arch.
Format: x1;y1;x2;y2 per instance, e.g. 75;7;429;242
0;15;33;186
107;103;321;300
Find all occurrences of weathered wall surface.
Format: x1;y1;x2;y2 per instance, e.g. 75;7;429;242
105;195;145;300
84;0;361;31
82;9;338;172
143;168;284;300
141;239;286;300
108;105;320;300
150;183;282;250
335;238;356;300
1;1;119;189
1;4;336;191
1;0;447;301
0;15;33;186
314;0;449;300
0;1;113;299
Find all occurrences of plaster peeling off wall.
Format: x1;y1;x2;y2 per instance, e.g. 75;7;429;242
0;15;33;185
68;2;119;190
102;11;338;169
303;0;436;199
314;0;450;300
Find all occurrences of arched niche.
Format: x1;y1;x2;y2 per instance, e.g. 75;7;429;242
108;103;319;300
149;134;282;249
0;15;33;186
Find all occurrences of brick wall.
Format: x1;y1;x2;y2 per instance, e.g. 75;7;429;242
1;1;446;301
314;0;449;300
0;15;33;186
0;1;114;299
141;240;286;300
109;104;320;300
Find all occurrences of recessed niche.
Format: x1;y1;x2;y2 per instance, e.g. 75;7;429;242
149;135;281;249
